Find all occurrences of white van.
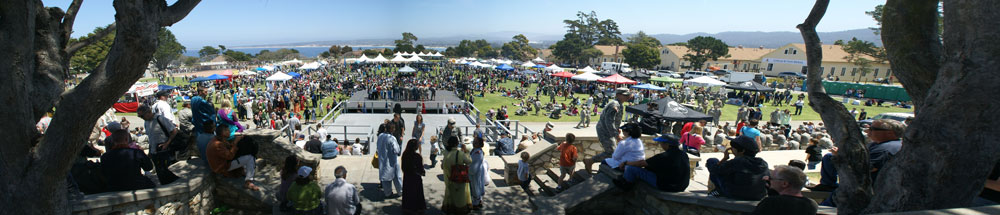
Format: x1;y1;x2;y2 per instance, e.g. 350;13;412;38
682;71;713;79
601;62;632;72
719;72;763;83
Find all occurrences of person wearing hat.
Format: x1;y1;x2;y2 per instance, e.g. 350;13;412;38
585;87;633;173
614;134;691;192
604;123;646;171
706;135;769;201
191;85;217;134
440;117;462;152
287;166;322;214
151;90;178;126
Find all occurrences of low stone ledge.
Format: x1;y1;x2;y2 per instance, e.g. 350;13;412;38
72;160;213;215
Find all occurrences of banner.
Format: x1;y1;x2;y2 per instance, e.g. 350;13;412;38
762;58;807;66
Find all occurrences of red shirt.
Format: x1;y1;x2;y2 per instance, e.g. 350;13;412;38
558;143;578;167
681;122;694;136
736;122;747;135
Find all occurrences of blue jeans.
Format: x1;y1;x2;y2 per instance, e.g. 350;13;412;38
808;161;820;170
819;153;838;187
706;158;729;196
624;165;658;189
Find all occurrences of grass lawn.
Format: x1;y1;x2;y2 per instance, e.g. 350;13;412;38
472;80;913;123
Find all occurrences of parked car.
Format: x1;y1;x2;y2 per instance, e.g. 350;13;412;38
777;72;807;79
858;112;914;127
656;70;681;78
682;71;713;79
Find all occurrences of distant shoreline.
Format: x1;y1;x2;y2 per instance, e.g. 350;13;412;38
229;45;452;49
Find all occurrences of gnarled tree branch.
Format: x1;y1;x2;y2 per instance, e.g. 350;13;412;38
797;0;872;214
880;0;942;113
65;22;114;55
60;0;83;41
161;0;201;26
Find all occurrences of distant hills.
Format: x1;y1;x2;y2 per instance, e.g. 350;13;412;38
233;28;882;49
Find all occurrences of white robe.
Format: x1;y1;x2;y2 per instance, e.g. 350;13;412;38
377;133;402;182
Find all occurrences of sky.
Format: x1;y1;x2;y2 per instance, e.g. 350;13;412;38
44;0;883;48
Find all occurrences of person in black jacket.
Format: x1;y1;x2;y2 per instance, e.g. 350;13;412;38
101;130;156;192
706;136;769;201
614;134;690;192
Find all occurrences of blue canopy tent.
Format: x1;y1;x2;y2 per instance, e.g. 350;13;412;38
288;72;302;78
631;83;667;91
495;64;515;71
255;67;267;71
188;77;212;82
158;85;178;91
206;74;229;80
532;64;547;69
519;70;538;75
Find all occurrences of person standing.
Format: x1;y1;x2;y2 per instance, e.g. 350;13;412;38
585;88;631;173
794;98;805;115
441;136;472;214
325;166;360;215
152;91;178;126
137;105;180;185
377;124;403;198
191;86;217;137
287;166;322;214
469;137;490;210
557;133;579;189
401;139;427;214
575;102;590;129
412;114;426;144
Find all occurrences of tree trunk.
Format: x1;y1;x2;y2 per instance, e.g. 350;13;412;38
865;0;1000;212
0;0;200;214
797;1;873;214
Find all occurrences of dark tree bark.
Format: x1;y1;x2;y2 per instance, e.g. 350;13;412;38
796;1;873;214
865;0;1000;212
0;0;200;214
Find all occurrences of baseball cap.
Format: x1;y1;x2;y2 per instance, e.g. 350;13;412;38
448;117;456;124
106;121;125;131
728;136;759;153
297;166;313;178
653;134;680;146
155;90;170;98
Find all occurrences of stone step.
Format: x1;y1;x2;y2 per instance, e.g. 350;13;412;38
531;172;559;196
531;173;617;214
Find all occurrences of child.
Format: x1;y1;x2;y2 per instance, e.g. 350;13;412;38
805;138;822;169
429;135;441;168
557;133;579;189
518;152;533;195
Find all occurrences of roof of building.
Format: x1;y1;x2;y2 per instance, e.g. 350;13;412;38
788;43;879;63
593;45;626;56
721;46;775;61
662;45;692;57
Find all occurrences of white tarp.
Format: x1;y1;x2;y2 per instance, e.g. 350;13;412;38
281;58;303;65
300;62;321;70
520;62;536;67
532;57;545;62
399;66;417;73
683;76;727;87
571;72;602;82
393;52;402;56
265;72;293;81
432;52;444;57
357;54;370;62
579;66;598;73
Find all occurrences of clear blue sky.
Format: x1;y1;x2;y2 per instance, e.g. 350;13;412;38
45;0;882;48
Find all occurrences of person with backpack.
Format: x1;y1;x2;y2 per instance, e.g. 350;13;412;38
137;105;180;185
441;136;472;214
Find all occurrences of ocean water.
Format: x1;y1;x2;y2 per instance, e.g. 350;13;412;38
183;46;446;58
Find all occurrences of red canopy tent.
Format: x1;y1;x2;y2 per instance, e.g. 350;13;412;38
597;74;638;85
221;70;234;78
550;71;575;78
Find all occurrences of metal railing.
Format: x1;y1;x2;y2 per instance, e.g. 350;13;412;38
340;100;473;115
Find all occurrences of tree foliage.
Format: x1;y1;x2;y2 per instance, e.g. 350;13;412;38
255;48;301;61
68;25;115;74
361;49;381;57
151;28;185;71
222;50;253;62
841;37;885;79
683;36;729;70
501;34;538;61
550;33;602;66
622;31;662;69
198;45;219;58
445;39;495;58
394;32;419;53
563;11;622;46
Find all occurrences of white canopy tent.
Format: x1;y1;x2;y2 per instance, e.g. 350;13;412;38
520;62;536;67
357;54;371;62
280;58;303;65
545;64;564;71
390;55;409;62
407;55;425;62
532;57;545;62
370;54;389;62
683;76;727;87
432;52;444;57
265;72;294;81
393;52;402;56
299;62;321;70
579;66;599;73
239;70;257;76
571;72;602;81
399;66;417;73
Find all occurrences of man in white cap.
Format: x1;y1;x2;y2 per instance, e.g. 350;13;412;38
584;87;632;173
440;117;462;149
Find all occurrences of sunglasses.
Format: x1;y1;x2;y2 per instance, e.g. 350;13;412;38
869;127;890;131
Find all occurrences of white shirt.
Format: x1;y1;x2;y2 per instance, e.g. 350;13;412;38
352;143;363;155
604;137;645;168
152;100;178;126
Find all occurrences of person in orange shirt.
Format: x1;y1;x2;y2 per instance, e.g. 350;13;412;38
207;124;259;191
557;133;579;189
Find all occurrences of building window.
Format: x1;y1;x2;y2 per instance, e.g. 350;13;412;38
801;66;807;74
874;68;880;77
851;68;858;76
841;68;846;76
743;64;748;70
793;50;798;55
830;67;836;76
723;65;728;69
767;63;773;71
670;62;675;68
784;49;788;54
886;69;892;77
753;64;758;70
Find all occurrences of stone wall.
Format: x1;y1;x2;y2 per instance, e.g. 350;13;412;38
211;129;322;212
503;131;662;185
72;160;214;215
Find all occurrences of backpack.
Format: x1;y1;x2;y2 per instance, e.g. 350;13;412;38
71;160;107;194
